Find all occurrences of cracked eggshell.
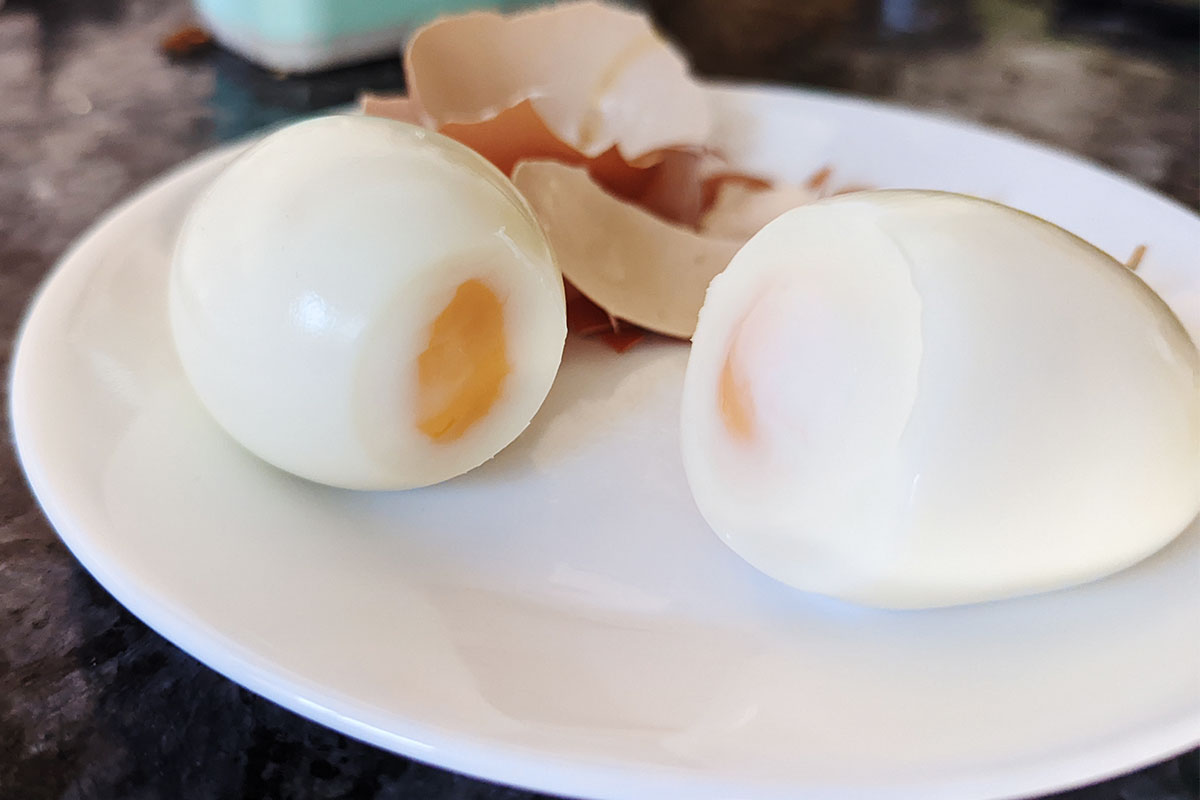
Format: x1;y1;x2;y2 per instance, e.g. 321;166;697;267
403;1;711;169
512;159;742;339
511;159;820;339
698;180;820;240
682;190;1200;609
359;93;421;125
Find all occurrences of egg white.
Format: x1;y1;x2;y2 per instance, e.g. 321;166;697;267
170;115;565;489
681;190;1200;608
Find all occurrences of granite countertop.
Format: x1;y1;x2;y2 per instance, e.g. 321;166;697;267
1;0;1198;798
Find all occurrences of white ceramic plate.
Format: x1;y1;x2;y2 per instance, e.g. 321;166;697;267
11;84;1200;800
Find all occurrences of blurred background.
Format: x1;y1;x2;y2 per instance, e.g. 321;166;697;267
1;1;1198;799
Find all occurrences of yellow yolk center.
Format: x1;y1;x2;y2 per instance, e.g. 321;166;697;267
719;341;755;442
417;279;510;442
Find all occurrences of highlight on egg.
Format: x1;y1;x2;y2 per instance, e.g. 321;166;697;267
169;115;566;490
681;190;1200;609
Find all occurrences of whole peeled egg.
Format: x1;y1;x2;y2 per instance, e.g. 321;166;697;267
169;115;566;489
681;190;1200;608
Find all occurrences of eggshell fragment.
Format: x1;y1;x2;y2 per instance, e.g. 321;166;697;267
564;282;618;337
362;93;657;196
600;327;647;352
512;160;741;339
404;2;711;164
359;93;421;125
359;3;830;346
699;180;820;240
630;147;763;226
513;161;823;341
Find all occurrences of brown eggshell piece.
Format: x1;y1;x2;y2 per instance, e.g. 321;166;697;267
360;92;656;196
566;283;619;337
359;93;422;125
512;160;742;339
599;327;647;353
405;2;711;162
438;100;657;197
698;180;819;240
630;147;739;226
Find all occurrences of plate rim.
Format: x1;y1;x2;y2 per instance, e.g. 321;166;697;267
9;81;1200;800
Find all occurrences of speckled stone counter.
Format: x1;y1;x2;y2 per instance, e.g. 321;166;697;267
1;1;1198;798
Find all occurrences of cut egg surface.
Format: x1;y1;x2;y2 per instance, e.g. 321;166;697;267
681;190;1200;609
169;115;566;490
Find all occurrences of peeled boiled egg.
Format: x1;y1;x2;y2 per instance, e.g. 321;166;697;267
169;115;566;490
681;190;1200;608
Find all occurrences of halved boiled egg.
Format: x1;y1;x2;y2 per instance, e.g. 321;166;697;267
169;115;565;490
681;190;1200;608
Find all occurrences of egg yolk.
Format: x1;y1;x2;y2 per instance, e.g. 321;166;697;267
417;279;510;442
719;338;755;442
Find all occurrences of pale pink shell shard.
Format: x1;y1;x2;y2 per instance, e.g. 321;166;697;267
512;159;741;339
405;1;711;161
699;181;819;240
632;147;746;226
359;93;422;125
